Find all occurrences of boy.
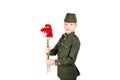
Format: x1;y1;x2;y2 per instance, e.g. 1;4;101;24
46;13;80;80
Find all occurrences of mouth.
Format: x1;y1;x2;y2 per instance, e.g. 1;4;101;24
65;29;70;31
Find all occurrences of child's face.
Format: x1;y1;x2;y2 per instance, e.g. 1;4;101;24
64;22;77;34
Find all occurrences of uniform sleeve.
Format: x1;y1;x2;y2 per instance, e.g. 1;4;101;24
55;37;80;66
49;44;58;56
50;36;63;56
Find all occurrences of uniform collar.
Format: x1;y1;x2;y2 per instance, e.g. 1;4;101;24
63;32;75;37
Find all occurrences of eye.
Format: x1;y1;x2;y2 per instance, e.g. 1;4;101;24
65;23;68;26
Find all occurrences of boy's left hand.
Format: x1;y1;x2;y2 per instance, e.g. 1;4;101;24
46;59;55;66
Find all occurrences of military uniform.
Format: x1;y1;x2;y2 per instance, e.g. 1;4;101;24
50;32;80;80
50;13;80;80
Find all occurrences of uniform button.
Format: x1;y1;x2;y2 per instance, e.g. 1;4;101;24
59;49;61;51
58;62;60;65
64;38;66;40
64;35;67;37
61;42;63;45
65;46;68;48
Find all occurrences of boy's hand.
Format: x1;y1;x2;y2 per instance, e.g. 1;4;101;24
46;59;55;66
45;47;50;54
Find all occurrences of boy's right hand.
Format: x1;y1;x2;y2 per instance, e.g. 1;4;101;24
45;47;50;54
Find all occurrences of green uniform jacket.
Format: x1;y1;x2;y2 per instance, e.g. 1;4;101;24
50;32;80;79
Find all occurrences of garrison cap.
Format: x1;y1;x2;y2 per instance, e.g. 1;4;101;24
64;13;77;23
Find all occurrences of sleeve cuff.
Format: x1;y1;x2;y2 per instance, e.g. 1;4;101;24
55;60;61;66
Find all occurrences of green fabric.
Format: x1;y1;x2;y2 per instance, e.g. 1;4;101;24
64;13;77;23
50;32;80;79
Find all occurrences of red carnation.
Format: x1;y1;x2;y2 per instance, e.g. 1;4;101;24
40;24;53;38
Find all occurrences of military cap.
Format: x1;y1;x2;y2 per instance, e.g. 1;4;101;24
64;13;77;23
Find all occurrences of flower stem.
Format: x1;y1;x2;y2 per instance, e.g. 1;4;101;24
47;38;50;73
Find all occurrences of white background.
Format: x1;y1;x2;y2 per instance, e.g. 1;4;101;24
0;0;120;80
